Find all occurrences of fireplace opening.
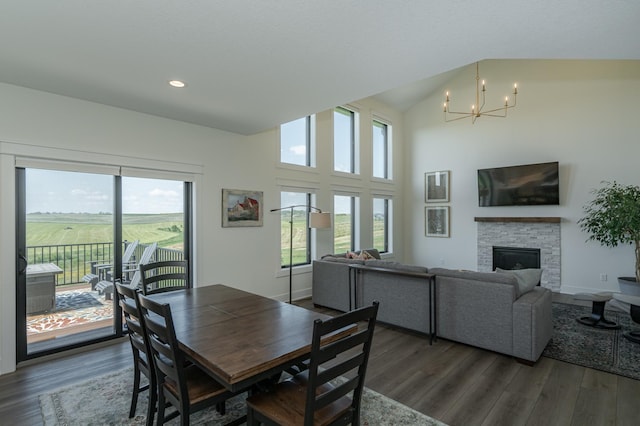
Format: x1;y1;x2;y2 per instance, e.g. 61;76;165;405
493;246;541;284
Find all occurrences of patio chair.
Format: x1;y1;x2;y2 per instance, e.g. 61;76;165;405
246;301;379;426
82;240;139;289
95;242;157;300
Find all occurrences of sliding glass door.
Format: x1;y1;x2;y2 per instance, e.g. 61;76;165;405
16;167;192;360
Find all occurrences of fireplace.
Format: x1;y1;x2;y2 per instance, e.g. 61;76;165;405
493;246;541;271
476;217;560;290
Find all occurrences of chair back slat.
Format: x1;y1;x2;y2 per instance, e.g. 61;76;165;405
137;293;188;411
304;301;379;425
140;260;188;295
115;282;157;424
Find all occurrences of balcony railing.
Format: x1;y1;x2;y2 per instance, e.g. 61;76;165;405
26;241;183;286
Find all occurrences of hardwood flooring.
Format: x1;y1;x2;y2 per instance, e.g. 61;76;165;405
1;296;639;425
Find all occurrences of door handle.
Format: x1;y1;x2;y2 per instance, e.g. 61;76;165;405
18;254;28;274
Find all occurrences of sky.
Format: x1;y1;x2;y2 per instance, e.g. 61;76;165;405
25;169;183;214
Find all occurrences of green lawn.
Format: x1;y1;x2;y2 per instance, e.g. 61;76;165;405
26;213;184;249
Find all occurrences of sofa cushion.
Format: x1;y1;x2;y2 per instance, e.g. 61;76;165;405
495;268;542;296
322;257;365;265
430;267;520;296
347;250;375;260
364;259;427;274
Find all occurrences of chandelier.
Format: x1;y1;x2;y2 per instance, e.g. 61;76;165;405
443;62;518;123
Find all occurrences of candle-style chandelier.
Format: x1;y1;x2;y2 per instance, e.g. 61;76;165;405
443;62;518;123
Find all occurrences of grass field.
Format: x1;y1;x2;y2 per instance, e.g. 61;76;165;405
26;213;184;249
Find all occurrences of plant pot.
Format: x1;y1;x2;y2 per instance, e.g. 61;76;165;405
618;277;640;297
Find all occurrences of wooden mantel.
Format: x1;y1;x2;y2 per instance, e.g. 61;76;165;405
474;217;561;223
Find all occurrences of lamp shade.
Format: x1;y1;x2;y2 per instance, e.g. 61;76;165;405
309;212;331;229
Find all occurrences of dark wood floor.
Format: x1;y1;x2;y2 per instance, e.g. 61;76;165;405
1;297;639;426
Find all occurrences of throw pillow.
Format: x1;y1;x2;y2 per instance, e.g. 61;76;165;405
360;250;375;260
495;267;542;295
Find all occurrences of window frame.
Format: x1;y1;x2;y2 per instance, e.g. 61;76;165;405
279;115;316;168
278;191;313;268
333;193;360;253
333;106;360;175
373;196;392;254
372;118;392;180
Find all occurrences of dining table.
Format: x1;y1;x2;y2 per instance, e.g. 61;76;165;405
148;283;353;392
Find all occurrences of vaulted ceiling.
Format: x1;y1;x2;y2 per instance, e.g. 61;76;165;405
2;1;638;135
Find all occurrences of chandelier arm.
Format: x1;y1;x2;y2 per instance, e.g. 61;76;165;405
444;113;473;123
445;110;474;116
480;107;509;116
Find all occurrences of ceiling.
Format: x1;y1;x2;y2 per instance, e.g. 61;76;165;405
1;1;639;135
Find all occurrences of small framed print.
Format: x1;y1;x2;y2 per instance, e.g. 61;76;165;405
425;171;450;203
222;189;264;227
425;206;450;238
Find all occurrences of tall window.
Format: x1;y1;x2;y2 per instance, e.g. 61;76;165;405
373;119;391;179
373;197;392;253
334;194;359;253
278;191;312;267
334;107;359;174
280;116;314;167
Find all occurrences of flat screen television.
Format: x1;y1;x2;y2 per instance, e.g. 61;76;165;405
478;161;559;206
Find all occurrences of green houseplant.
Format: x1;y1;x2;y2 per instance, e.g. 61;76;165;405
578;181;640;283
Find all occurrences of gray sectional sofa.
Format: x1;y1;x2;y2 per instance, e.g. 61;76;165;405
312;252;553;363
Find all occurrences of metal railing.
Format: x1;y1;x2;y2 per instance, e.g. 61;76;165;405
26;241;183;286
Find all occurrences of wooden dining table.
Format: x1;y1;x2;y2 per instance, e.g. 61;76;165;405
148;284;351;392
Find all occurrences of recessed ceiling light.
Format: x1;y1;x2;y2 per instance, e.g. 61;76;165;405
169;80;186;88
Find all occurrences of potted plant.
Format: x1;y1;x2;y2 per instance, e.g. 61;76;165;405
578;181;640;288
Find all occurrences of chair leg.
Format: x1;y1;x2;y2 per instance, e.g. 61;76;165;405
146;378;157;426
157;389;166;426
216;401;226;415
130;365;141;418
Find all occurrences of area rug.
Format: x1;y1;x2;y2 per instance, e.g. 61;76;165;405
54;290;104;312
39;368;446;425
542;302;640;380
28;290;113;335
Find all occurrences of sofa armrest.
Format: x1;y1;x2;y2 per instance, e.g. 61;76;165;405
436;275;516;356
312;260;353;312
512;287;553;362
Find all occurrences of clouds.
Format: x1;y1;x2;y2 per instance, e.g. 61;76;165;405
26;169;184;214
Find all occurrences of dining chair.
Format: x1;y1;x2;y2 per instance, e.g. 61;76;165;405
137;293;237;426
140;259;188;295
246;301;379;426
115;282;157;426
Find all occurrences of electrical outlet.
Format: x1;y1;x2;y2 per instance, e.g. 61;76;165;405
600;273;608;282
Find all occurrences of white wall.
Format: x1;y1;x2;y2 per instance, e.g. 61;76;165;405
0;83;403;374
403;59;640;295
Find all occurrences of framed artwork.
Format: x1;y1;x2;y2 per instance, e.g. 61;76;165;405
425;170;450;202
425;206;450;237
222;189;264;227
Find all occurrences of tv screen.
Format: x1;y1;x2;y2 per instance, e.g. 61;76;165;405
478;161;559;206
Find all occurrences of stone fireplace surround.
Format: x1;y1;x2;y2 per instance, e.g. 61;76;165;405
476;217;561;291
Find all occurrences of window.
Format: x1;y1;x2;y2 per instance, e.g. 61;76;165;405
280;116;314;167
373;119;391;179
334;194;359;253
278;191;312;267
373;197;392;253
334;107;359;174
